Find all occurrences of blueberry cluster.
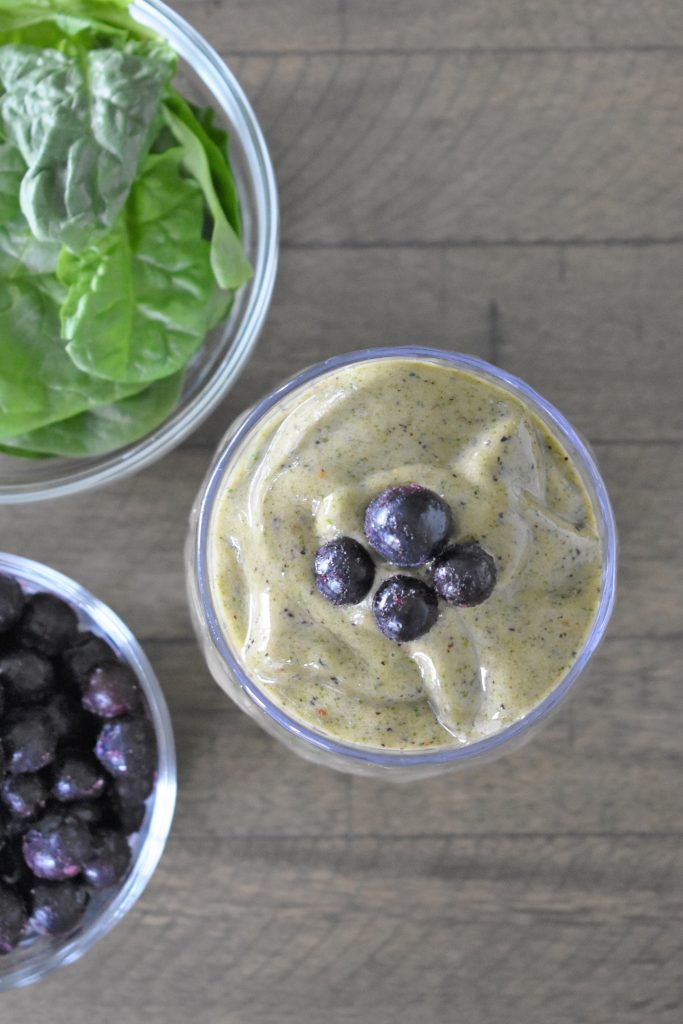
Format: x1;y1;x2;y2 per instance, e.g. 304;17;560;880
0;574;156;954
314;484;497;643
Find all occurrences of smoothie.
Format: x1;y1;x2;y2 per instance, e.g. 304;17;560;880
209;357;603;751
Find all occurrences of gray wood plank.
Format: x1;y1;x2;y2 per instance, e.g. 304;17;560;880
3;834;680;1024
173;0;683;51
218;51;683;244
141;635;683;839
188;245;683;449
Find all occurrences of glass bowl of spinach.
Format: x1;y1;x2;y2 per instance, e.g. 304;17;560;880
0;0;278;502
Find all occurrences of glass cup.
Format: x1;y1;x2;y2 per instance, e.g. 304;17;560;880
187;347;617;780
0;554;176;989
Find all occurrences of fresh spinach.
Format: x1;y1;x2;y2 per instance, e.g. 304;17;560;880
0;40;176;249
163;103;251;290
0;272;142;438
0;0;252;460
2;372;183;456
59;148;218;384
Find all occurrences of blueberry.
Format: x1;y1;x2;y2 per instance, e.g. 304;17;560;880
2;708;57;774
52;751;107;802
22;809;92;880
314;537;375;605
81;663;143;719
61;632;117;687
1;773;48;821
30;879;89;935
109;781;147;836
68;800;107;829
82;829;131;889
364;484;453;567
17;592;79;656
0;649;55;706
41;692;94;746
0;574;24;634
0;838;29;887
0;882;27;953
95;717;156;789
372;575;439;643
432;542;498;607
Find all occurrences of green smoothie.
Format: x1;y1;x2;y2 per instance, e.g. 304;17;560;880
210;357;603;750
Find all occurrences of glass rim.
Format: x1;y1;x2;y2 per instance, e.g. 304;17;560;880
195;346;618;769
0;0;279;505
0;552;177;990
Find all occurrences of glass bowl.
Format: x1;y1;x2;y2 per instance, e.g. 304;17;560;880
186;347;618;780
0;0;278;504
0;553;176;990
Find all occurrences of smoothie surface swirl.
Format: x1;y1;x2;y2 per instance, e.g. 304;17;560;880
211;357;603;749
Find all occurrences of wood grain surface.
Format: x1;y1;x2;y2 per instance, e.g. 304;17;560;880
2;1;682;1021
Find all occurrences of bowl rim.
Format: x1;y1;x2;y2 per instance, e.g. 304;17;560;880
194;346;618;770
0;0;279;505
0;552;177;990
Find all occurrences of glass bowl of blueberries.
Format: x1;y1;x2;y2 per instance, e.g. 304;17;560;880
0;554;176;989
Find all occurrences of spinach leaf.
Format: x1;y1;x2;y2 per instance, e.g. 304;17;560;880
2;371;183;456
59;147;218;384
0;443;50;458
0;272;142;439
0;135;142;438
0;139;60;273
0;1;136;39
163;102;251;290
164;92;242;235
0;40;175;249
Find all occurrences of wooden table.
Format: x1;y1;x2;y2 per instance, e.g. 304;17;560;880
3;2;682;1020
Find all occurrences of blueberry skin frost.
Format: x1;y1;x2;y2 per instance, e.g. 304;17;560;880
17;593;79;657
314;537;375;605
364;484;453;567
372;576;439;643
30;879;89;936
22;810;92;881
432;542;498;607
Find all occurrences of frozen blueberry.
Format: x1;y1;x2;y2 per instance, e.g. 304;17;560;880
1;773;48;821
22;809;92;880
0;839;29;887
2;708;57;774
364;485;453;567
95;717;156;788
82;829;131;889
61;632;117;687
42;692;94;746
108;782;147;836
0;649;55;706
30;879;89;936
432;541;497;607
52;751;107;802
0;574;24;634
314;537;375;605
0;882;27;953
17;592;78;656
372;575;439;643
68;800;107;829
81;663;143;719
